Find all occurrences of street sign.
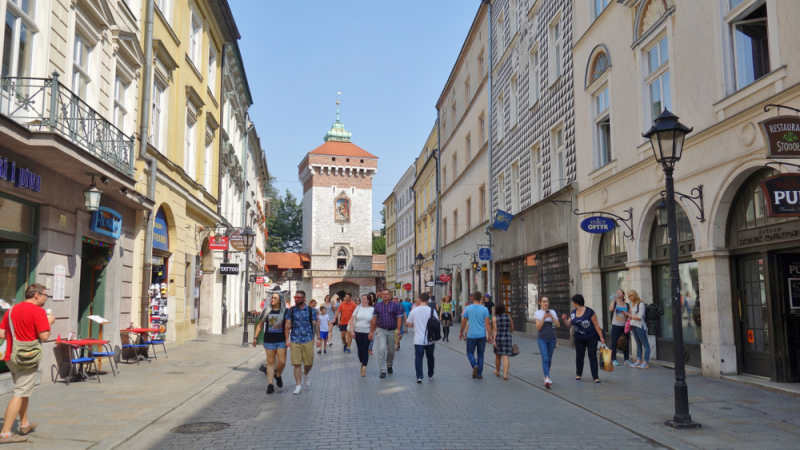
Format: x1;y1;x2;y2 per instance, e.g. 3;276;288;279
759;116;800;159
426;281;435;287
394;282;402;289
760;173;800;217
249;275;256;283
219;263;239;275
209;236;229;251
403;283;412;291
439;274;452;282
478;247;492;261
229;228;247;251
255;276;264;284
580;216;616;234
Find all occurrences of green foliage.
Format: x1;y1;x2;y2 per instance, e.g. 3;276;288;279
266;188;303;252
372;234;386;255
380;207;386;237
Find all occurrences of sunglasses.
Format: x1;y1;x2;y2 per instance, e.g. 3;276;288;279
294;296;305;300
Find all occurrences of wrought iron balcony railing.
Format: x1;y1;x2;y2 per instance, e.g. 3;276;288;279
0;72;135;177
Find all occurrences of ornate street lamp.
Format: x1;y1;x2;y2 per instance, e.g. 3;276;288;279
415;253;425;297
83;177;102;212
655;200;668;228
643;109;700;430
241;226;256;347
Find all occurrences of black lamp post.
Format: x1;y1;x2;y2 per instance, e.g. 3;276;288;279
643;109;700;429
240;226;256;347
286;268;294;301
415;253;425;297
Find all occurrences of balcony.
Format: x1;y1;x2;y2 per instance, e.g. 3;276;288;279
302;270;385;279
0;72;135;177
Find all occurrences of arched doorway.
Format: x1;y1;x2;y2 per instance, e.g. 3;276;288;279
599;226;629;335
726;169;800;381
648;202;700;366
329;282;360;300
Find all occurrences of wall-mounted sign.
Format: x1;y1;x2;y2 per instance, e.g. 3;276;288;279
478;248;492;262
153;208;170;251
759;116;800;159
760;173;800;217
229;228;247;251
580;216;616;234
255;276;264;284
53;264;66;301
439;274;452;282
209;236;229;251
0;158;42;192
394;282;401;289
219;263;239;275
426;281;435;287
90;207;122;239
403;283;412;291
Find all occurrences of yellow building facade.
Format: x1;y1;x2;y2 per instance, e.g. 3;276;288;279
413;123;438;297
383;192;397;295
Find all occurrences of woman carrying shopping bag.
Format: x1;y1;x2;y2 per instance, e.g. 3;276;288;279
534;296;559;388
562;294;605;384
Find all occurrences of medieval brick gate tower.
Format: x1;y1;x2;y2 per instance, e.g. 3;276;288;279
298;103;384;301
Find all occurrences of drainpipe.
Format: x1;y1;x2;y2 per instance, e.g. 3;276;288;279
139;0;157;328
239;118;254;325
482;0;494;300
434;112;441;301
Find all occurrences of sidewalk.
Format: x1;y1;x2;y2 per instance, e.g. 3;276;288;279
440;333;800;450
0;327;261;450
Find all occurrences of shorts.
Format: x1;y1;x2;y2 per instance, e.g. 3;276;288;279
263;341;286;350
339;324;349;332
8;361;37;398
442;312;452;321
290;341;315;366
320;331;329;340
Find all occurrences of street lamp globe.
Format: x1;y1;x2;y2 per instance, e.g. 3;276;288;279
286;268;293;278
83;178;102;212
415;253;425;266
656;200;669;227
643;109;693;168
241;226;256;250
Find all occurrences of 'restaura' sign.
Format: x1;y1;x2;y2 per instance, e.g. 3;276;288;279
760;173;800;217
759;116;800;159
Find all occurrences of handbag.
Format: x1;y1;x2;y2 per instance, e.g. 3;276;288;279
598;344;614;372
510;334;520;357
8;306;43;370
624;319;631;334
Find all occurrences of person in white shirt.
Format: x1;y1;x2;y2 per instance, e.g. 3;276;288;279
318;306;330;354
349;297;375;377
405;293;438;383
533;296;560;388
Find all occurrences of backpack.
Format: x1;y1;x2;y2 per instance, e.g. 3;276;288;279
426;307;442;343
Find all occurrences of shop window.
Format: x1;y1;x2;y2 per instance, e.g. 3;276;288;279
729;169;790;244
600;227;629;331
0;195;35;235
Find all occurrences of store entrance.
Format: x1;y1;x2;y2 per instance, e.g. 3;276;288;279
777;253;800;382
0;242;29;306
736;254;771;378
78;242;110;339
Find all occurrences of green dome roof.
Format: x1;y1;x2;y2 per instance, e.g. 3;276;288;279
324;102;352;143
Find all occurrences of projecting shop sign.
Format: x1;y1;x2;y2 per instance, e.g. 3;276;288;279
219;263;239;275
579;216;616;234
759;116;800;159
760;173;800;217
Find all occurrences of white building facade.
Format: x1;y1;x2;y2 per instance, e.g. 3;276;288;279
394;164;416;299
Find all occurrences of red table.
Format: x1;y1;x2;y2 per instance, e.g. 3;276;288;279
56;338;111;380
123;328;159;360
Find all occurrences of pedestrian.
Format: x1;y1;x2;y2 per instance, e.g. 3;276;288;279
401;297;412;320
624;290;650;369
284;290;319;395
0;283;55;443
367;292;378;355
334;292;356;353
406;292;437;383
318;306;330;354
492;303;514;380
252;293;286;394
438;296;454;341
561;294;605;384
608;289;632;366
459;291;492;380
349;294;375;377
368;289;404;378
309;299;318;312
483;294;495;317
412;297;421;310
394;295;405;352
533;296;559;388
323;295;336;347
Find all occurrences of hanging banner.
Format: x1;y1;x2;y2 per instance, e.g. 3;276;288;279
759;116;800;159
580;216;616;234
760;173;800;217
209;236;229;251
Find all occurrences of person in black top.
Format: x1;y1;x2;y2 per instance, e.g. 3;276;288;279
483;294;495;317
253;293;287;394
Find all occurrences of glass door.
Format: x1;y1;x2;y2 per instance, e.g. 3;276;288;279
0;242;29;306
737;255;771;377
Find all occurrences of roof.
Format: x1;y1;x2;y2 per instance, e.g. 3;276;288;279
263;252;311;270
308;141;377;159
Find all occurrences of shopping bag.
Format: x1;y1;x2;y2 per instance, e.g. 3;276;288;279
624;319;631;334
598;344;614;372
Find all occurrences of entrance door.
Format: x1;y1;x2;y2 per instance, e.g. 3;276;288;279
0;242;28;305
777;253;800;382
737;255;771;377
78;243;107;339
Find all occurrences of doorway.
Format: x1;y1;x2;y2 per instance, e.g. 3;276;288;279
736;254;770;377
0;242;29;306
777;253;800;382
78;242;109;339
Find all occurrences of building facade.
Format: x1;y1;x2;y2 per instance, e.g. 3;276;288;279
574;0;800;382
413;124;439;297
383;192;396;295
394;165;416;300
488;0;579;336
438;4;490;316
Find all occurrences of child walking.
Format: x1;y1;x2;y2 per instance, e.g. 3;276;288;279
318;306;330;354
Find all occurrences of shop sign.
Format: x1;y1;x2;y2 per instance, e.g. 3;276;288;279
759;116;800;159
255;276;264;284
153;209;170;251
580;216;616;234
735;221;800;247
778;254;800;310
426;281;435;287
760;173;800;217
394;282;401;289
219;263;239;275
229;228;247;251
403;283;412;291
790;278;800;311
0;158;42;192
209;236;229;251
439;274;452;282
478;248;492;261
90;207;122;239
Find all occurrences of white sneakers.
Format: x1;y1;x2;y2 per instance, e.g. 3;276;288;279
293;385;302;395
544;377;552;389
303;373;310;387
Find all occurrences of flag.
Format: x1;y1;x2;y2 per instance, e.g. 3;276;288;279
493;210;514;231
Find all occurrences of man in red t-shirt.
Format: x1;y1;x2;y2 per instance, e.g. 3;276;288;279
334;293;356;353
0;283;54;443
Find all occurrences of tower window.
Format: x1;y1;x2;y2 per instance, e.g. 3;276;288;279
332;157;336;161
346;158;350;162
360;159;364;163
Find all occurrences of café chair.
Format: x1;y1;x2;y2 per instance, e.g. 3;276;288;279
120;331;149;365
143;336;168;360
92;342;118;376
55;343;99;386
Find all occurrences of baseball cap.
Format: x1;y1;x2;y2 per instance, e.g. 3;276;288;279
484;294;492;298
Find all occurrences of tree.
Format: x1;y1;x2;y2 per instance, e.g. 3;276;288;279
380;207;386;237
372;234;386;254
266;189;303;252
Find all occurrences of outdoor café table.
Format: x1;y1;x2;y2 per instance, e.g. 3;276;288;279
126;328;159;359
56;337;110;380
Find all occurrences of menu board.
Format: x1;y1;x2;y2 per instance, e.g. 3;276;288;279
53;264;66;301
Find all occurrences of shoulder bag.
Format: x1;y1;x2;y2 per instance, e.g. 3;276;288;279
509;316;520;357
9;306;43;370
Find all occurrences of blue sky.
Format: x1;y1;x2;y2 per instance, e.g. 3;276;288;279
230;0;482;230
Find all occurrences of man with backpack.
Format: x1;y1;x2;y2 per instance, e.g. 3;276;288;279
284;290;319;395
405;292;439;383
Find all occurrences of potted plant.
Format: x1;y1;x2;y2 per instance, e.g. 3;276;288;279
82;247;110;270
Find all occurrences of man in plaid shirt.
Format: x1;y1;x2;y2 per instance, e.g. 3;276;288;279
369;289;404;378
